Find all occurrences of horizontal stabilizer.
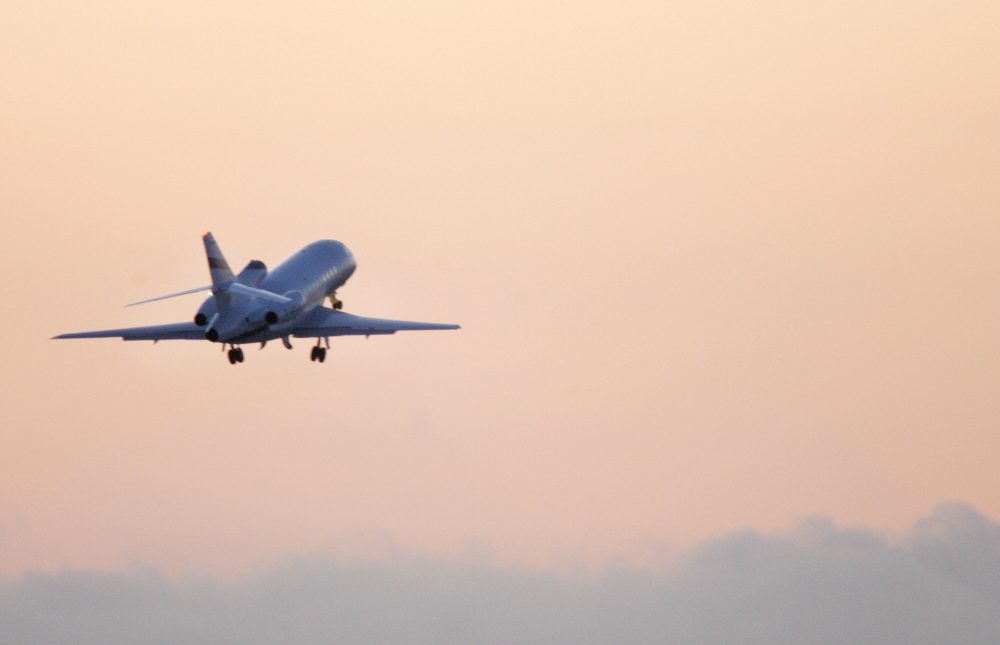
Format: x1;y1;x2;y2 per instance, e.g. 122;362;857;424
125;281;288;309
126;285;212;307
227;282;292;304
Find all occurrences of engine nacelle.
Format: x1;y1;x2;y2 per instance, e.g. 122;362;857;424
260;290;305;326
194;299;217;327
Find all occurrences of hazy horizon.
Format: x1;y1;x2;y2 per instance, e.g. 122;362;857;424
5;502;1000;643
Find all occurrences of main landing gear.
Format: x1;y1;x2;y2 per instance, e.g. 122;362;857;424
310;337;330;363
225;345;244;365
222;339;329;364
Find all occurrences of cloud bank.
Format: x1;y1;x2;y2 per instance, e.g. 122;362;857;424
4;503;1000;644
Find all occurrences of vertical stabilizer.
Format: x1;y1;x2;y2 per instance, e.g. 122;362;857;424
202;232;234;288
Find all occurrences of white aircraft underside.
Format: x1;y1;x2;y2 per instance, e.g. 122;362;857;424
53;233;460;364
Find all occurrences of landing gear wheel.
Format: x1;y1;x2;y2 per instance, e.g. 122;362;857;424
235;348;244;363
310;346;318;362
333;300;343;310
227;348;237;364
310;346;327;363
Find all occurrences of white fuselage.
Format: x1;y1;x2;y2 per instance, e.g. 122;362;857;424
197;240;357;343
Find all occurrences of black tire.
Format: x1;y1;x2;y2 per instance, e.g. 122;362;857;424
318;348;326;363
227;349;236;364
236;348;244;363
334;301;343;310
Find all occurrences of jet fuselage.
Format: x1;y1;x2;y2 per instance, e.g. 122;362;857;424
197;240;356;343
53;232;457;365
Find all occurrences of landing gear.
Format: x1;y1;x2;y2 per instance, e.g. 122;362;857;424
329;293;343;310
310;338;328;363
226;346;244;364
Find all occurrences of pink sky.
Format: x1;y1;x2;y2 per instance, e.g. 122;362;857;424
1;0;999;577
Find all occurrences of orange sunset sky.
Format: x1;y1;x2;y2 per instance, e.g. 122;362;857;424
1;0;999;578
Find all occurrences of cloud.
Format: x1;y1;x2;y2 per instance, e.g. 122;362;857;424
3;503;1000;644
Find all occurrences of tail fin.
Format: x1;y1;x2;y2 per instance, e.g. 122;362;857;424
202;232;234;288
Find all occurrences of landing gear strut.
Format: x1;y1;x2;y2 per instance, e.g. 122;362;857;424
329;293;343;310
226;346;244;364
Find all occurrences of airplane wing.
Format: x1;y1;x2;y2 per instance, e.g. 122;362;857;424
53;309;459;341
53;322;205;341
292;307;460;338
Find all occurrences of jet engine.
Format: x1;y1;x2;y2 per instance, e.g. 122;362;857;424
261;290;305;325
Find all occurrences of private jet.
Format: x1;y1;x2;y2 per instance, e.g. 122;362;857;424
53;233;460;364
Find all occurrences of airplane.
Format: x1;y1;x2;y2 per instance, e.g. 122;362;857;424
53;233;460;364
